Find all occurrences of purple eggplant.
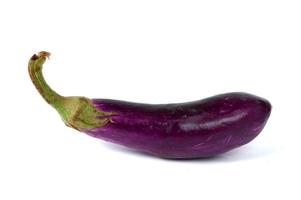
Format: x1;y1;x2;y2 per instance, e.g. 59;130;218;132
28;51;271;159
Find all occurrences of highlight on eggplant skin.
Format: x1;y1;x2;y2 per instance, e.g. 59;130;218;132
28;51;272;159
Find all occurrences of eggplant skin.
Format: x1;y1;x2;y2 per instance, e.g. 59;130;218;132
83;92;271;159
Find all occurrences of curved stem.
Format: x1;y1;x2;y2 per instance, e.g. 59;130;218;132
28;51;64;106
28;51;114;130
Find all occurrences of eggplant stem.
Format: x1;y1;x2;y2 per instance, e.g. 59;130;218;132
28;51;63;105
28;51;114;130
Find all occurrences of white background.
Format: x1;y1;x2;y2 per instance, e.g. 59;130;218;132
0;0;300;199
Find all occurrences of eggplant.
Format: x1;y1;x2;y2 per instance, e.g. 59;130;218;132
28;51;271;159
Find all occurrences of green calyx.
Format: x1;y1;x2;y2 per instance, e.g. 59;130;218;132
28;51;113;130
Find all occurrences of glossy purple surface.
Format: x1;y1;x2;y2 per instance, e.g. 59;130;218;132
84;92;271;159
